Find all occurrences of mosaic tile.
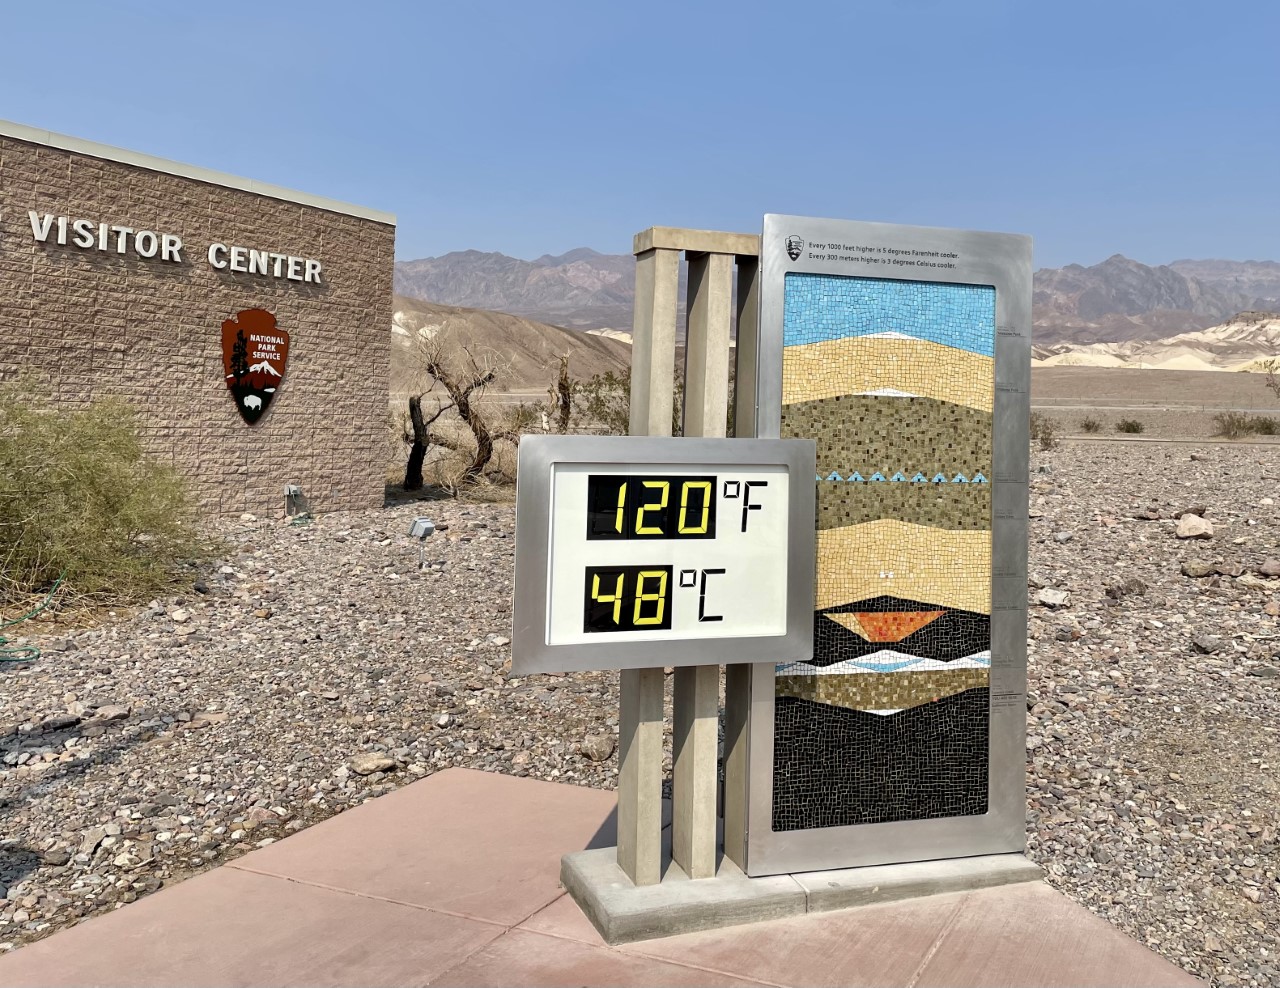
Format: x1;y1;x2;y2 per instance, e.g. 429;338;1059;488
833;609;944;642
781;336;994;411
782;274;995;355
773;690;990;830
776;668;990;712
815;482;989;530
775;272;994;831
816;599;990;663
814;523;991;614
777;651;992;676
781;396;992;486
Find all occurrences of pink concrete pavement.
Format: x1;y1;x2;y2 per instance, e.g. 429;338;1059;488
0;769;1200;988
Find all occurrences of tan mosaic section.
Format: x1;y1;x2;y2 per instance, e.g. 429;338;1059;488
776;668;990;712
816;521;992;614
783;336;994;412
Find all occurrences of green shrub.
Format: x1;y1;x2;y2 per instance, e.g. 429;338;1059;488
1080;417;1102;433
1029;411;1058;450
1115;418;1145;434
0;378;210;608
1213;411;1279;438
572;369;687;436
1214;411;1252;438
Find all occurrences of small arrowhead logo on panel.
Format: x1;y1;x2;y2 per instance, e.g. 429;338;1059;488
785;236;804;261
221;308;289;425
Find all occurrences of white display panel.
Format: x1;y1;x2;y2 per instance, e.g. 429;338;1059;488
545;463;789;646
510;435;814;675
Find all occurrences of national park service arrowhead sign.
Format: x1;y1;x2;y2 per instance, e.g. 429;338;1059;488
221;308;289;424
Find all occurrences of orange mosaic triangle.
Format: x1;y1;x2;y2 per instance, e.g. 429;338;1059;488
844;610;946;642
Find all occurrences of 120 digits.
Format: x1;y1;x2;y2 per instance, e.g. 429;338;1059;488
586;474;717;541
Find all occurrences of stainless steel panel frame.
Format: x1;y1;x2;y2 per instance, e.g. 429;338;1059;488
737;214;1032;876
511;434;816;676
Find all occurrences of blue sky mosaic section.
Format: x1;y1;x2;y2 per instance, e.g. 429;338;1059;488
783;273;996;356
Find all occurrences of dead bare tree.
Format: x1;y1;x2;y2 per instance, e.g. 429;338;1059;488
555;354;572;432
402;387;453;490
425;348;498;483
1266;358;1280;401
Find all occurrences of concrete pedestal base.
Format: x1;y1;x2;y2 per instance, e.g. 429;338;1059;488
562;845;1043;945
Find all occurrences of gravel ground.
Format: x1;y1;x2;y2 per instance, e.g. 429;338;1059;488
3;441;1279;986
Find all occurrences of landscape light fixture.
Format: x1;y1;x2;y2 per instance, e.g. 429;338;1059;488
284;483;305;517
408;516;436;569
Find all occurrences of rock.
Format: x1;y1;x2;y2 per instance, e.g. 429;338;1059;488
1248;665;1280;678
1214;561;1245;577
39;713;80;732
491;636;510;647
1265;601;1280;617
581;733;616;762
78;827;107;855
193;580;209;594
435;713;452;728
170;608;191;623
1037;589;1070;609
1258;559;1280;578
1178;505;1208;518
1237;574;1280;591
1181;560;1216;578
1175;515;1214;540
1133;507;1162;521
253;609;272;619
1192;635;1222;655
93;705;130;722
348;753;397;776
41;849;70;866
246;807;278;823
1105;578;1146;600
192;711;228;724
1190;453;1210;461
240;512;257;522
1052;532;1074;544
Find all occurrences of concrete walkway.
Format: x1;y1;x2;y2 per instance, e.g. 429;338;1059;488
0;769;1199;987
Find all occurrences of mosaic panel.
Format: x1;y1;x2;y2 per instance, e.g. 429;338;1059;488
774;274;994;832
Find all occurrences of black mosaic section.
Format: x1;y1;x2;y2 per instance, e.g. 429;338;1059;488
813;595;989;665
772;688;990;831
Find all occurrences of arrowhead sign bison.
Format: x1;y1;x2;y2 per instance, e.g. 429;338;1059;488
221;309;289;424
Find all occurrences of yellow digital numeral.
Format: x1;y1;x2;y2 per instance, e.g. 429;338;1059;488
635;480;669;535
677;480;712;534
633;569;668;625
592;571;624;625
614;481;627;534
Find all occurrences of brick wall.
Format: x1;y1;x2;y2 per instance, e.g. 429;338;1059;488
0;135;395;516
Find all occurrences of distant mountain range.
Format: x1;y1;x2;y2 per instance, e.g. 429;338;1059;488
1033;311;1280;372
395;248;638;333
393;247;1280;360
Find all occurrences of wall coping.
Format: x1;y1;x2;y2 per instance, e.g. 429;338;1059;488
0;118;396;227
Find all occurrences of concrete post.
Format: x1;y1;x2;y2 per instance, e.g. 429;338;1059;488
722;253;760;870
617;245;679;887
670;250;734;879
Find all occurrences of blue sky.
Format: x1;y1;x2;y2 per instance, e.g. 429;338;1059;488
5;1;1278;268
